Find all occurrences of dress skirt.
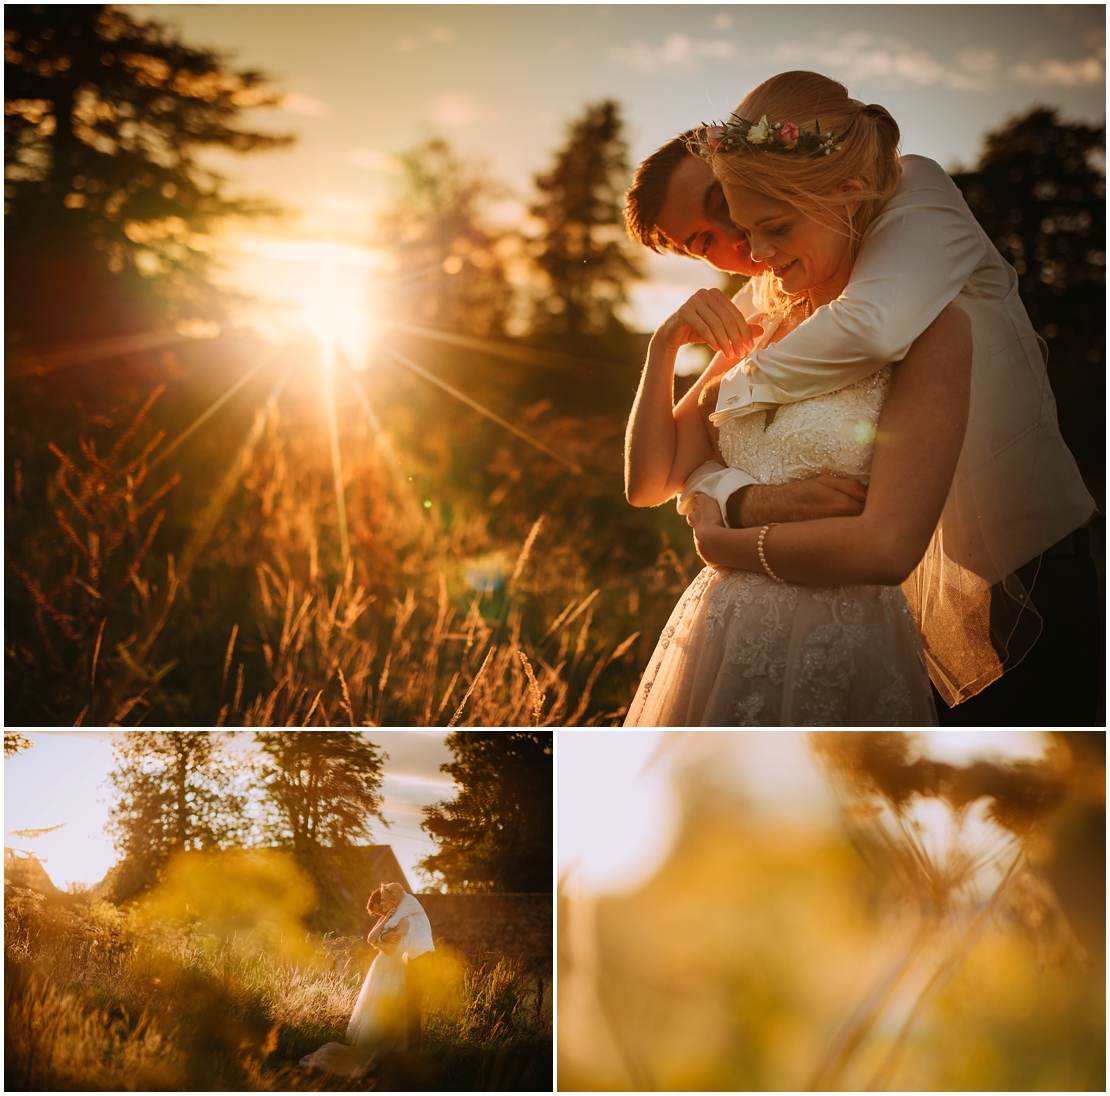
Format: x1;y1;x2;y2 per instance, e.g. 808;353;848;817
626;565;937;727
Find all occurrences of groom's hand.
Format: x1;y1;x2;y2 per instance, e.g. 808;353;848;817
380;928;403;945
727;476;867;527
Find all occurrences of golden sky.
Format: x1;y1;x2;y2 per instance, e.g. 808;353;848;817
127;4;1106;332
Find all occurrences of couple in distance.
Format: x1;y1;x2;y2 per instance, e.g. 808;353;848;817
300;882;433;1078
622;69;1097;727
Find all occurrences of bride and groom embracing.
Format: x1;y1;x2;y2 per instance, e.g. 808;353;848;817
622;69;1098;727
301;882;434;1077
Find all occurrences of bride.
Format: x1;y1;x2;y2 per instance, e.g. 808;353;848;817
624;72;972;725
300;889;409;1076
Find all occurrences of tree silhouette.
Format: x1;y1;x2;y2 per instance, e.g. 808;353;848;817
951;108;1104;471
421;731;552;892
4;4;291;329
105;730;246;901
254;731;387;856
529;101;643;336
375;138;516;338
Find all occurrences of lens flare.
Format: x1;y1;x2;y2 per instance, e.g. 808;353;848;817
298;260;378;371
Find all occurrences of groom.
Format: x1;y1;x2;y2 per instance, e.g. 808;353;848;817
371;882;435;1049
622;130;1099;726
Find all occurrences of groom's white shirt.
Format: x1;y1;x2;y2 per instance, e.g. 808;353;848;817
381;892;434;961
681;154;1094;579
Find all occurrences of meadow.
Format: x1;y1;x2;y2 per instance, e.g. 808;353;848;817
5;878;552;1091
6;325;696;727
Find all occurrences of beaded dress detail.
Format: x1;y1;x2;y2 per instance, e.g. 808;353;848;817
626;363;937;727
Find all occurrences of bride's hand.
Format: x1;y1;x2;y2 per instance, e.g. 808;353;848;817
687;493;726;564
654;288;764;360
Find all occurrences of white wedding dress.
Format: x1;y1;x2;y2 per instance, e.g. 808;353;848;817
300;946;407;1076
626;365;937;726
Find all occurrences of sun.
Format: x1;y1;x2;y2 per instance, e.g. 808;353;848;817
232;235;384;370
297;257;380;372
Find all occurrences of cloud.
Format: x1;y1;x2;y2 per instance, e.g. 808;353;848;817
429;90;497;127
393;26;453;51
771;32;997;91
348;147;400;171
772;32;1106;93
280;92;333;118
710;12;733;31
612;33;736;74
1011;53;1105;87
385;773;457;790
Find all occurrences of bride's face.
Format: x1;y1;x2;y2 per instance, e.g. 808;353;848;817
720;182;860;305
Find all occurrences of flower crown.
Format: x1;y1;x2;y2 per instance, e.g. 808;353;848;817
696;114;844;158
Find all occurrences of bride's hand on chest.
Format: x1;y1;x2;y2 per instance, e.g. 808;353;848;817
656;288;763;360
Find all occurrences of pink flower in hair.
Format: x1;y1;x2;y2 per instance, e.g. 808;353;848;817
703;125;726;150
778;122;799;149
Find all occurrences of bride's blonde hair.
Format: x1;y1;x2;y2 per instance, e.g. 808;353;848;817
702;71;902;317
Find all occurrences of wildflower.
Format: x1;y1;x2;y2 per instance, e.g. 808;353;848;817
778;122;799;148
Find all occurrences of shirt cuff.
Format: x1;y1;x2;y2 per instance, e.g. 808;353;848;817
677;462;760;527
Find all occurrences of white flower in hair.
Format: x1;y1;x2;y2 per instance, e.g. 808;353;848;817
747;115;772;144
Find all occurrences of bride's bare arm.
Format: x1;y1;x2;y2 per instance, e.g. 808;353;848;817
625;289;762;507
688;303;971;584
366;914;390;945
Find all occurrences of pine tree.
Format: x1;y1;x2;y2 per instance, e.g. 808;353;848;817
951;108;1104;345
528;101;643;336
4;5;291;327
375;138;516;338
105;731;246;901
420;731;552;892
254;732;387;856
950;108;1104;471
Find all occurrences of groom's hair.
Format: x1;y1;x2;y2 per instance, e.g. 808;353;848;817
624;130;699;255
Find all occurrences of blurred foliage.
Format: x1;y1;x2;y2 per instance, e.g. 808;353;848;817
135;847;320;967
3;731;33;756
421;732;553;893
559;733;1104;1091
254;731;387;855
951;107;1105;476
4;852;552;1090
4;4;290;332
374;138;518;339
529;99;644;337
105;731;249;903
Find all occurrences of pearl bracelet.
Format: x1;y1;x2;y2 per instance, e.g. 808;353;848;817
757;522;785;583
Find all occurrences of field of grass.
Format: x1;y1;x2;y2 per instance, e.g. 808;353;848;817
6;331;695;727
4;884;552;1091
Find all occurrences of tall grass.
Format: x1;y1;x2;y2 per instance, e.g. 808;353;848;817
4;887;552;1091
7;359;694;726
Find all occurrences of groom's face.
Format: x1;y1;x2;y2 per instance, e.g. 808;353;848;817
654;154;766;277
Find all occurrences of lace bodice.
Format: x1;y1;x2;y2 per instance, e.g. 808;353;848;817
718;366;890;486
